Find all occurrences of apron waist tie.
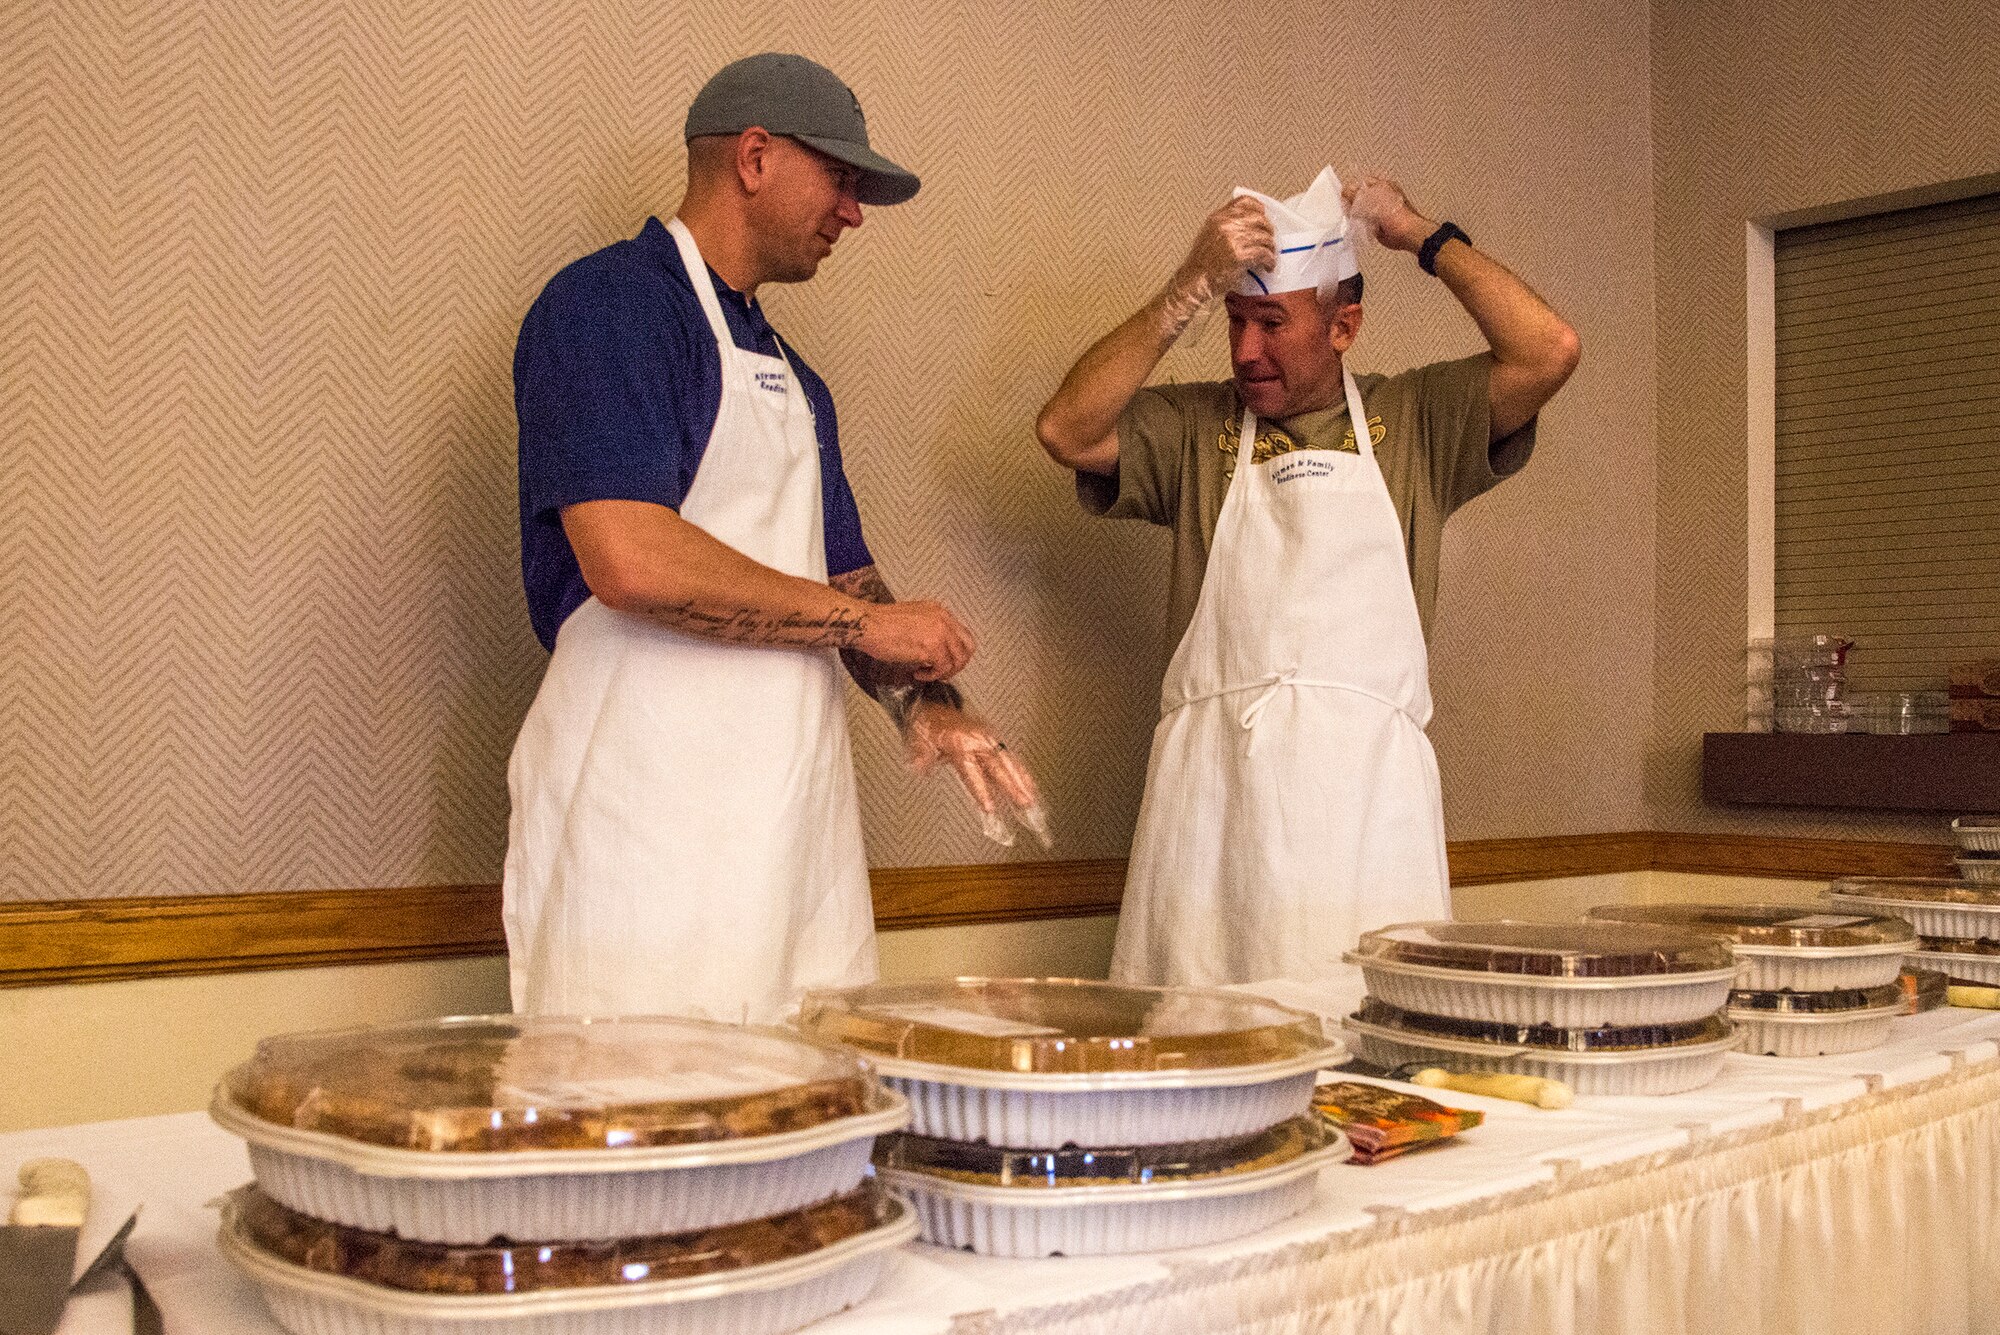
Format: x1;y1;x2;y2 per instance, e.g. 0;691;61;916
1167;669;1421;755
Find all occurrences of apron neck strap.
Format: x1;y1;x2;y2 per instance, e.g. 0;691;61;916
666;217;812;420
1238;365;1373;463
1341;365;1373;461
665;217;736;350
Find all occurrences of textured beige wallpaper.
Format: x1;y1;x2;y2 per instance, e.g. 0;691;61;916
2;0;1655;902
1649;0;2000;841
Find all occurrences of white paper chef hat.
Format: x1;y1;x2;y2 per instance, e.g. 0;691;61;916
1232;166;1360;297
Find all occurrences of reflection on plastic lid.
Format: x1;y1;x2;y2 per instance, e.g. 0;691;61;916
1828;877;2000;906
1726;982;1904;1014
1350;921;1734;978
795;978;1333;1074
220;1015;877;1152
1585;902;1914;949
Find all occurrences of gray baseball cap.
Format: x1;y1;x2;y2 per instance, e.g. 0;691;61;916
684;53;920;207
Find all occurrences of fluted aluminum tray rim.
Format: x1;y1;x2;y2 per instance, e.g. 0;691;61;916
873;1133;1350;1208
1724;938;1912;960
217;1191;918;1317
1952;817;2000;852
1340;953;1740;992
1341;1014;1739;1065
861;1040;1346;1092
210;1082;909;1179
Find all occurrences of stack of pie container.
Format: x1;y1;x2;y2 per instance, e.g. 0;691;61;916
1951;816;2000;885
1828;876;2000;988
1341;922;1741;1095
209;1014;914;1335
1585;903;1913;1057
794;978;1350;1258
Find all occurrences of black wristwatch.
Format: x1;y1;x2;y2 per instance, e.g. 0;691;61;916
1418;222;1471;276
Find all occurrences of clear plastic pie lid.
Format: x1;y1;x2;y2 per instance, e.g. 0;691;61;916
1918;935;2000;956
1584;903;1914;950
1828;877;2000;906
224;1179;893;1295
219;1015;879;1153
1351;999;1730;1053
872;1113;1331;1190
1727;982;1904;1014
1349;921;1734;979
794;978;1335;1077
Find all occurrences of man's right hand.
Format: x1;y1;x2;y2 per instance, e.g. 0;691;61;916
1165;196;1278;315
1038;196;1278;477
856;599;975;680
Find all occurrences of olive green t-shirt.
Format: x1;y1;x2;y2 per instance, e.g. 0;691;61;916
1076;352;1534;652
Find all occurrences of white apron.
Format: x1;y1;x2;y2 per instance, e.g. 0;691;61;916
1109;368;1451;988
501;218;876;1023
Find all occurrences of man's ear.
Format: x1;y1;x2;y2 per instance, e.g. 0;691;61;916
1328;301;1363;354
734;128;774;195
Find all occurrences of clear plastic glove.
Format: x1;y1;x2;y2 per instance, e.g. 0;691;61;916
902;701;1051;849
1341;174;1433;254
1156;196;1278;336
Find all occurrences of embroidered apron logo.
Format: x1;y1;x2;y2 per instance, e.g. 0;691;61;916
1217;416;1385;478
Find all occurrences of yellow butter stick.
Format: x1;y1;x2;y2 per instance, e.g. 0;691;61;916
1410;1068;1573;1109
1946;983;2000;1010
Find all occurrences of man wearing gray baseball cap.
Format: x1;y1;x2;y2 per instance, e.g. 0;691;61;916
504;53;1044;1025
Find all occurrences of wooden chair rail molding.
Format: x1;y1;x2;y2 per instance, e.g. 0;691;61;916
0;833;1956;989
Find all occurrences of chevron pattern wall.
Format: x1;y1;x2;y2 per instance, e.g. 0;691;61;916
1649;0;2000;842
2;0;1655;903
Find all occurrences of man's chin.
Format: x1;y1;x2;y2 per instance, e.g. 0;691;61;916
1234;378;1286;416
774;256;823;284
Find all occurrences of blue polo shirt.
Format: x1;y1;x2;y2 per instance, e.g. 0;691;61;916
515;217;874;650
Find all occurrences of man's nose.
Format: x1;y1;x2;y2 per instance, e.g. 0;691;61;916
1232;324;1262;363
836;193;864;229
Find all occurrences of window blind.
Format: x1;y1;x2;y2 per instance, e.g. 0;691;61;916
1774;192;2000;690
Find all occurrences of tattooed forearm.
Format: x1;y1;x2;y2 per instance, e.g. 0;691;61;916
829;565;962;725
632;597;868;648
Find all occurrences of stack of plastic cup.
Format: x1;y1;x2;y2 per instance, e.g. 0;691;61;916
1773;633;1854;733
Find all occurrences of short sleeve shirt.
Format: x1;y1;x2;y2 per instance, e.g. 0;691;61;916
1077;353;1534;651
515;217;873;650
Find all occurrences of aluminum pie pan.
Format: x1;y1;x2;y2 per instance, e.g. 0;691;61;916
1956;857;2000;885
885;1069;1318;1148
1826;890;2000;945
1341;1016;1735;1097
1727;1005;1899;1058
1910;948;2000;988
860;1040;1345;1093
1952;818;2000;853
1728;946;1908;993
218;1192;916;1335
216;1086;905;1243
878;1137;1346;1258
1345;954;1739;1027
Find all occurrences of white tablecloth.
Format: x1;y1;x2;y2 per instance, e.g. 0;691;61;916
17;1005;2000;1335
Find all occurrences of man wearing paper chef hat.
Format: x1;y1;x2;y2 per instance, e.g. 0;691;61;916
1037;169;1580;989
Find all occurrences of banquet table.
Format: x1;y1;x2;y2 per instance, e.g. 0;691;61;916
15;1002;2000;1335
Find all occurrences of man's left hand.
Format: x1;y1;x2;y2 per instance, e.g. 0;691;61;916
1344;175;1435;254
903;701;1050;848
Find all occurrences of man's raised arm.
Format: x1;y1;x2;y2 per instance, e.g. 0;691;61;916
1036;197;1277;475
1348;176;1581;442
